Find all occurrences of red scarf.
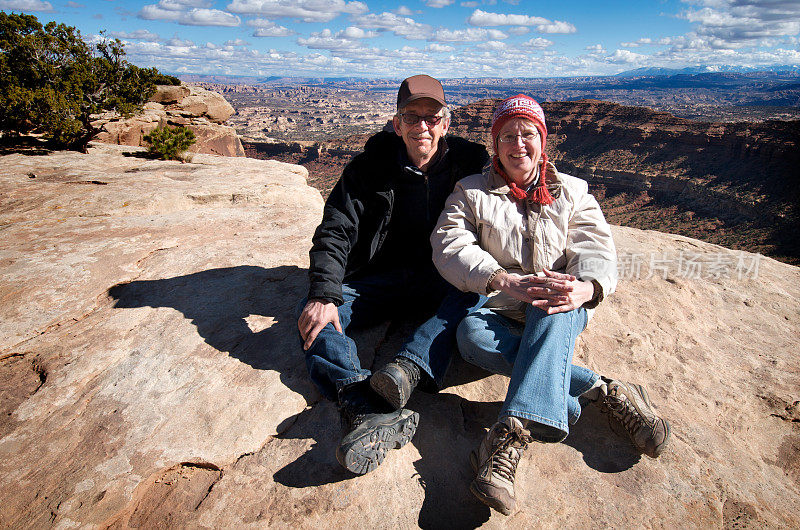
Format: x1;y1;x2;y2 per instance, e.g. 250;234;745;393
492;154;555;205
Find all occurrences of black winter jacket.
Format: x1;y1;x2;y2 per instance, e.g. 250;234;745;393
307;131;489;305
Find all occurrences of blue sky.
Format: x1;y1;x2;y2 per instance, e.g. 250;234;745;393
2;0;799;78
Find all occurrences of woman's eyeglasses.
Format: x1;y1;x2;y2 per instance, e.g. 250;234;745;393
399;113;444;125
498;131;539;143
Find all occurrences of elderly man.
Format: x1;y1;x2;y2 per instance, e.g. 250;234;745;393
298;75;489;474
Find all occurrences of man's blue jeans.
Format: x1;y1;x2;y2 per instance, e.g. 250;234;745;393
456;305;599;443
302;268;484;402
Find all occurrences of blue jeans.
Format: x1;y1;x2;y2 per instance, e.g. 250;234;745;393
456;305;599;443
302;268;485;402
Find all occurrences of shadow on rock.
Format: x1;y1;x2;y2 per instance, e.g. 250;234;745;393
564;401;641;473
108;264;317;403
410;392;497;529
272;401;354;488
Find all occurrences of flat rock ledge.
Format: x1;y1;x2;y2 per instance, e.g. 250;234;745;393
0;143;798;528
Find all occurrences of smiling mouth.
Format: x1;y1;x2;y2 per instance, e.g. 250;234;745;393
510;153;528;159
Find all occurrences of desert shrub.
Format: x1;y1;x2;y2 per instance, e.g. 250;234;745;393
0;12;167;151
143;124;196;161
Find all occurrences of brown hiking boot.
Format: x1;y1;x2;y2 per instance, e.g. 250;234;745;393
370;356;422;410
598;378;671;458
469;416;532;515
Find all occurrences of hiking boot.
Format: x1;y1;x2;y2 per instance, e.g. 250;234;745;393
597;378;671;458
469;416;532;516
336;382;419;475
370;356;422;410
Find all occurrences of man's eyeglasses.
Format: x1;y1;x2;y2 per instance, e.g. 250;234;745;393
498;131;540;143
399;113;444;126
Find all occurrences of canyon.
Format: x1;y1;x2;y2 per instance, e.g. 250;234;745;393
242;97;799;265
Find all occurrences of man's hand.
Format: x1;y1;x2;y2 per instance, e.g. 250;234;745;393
298;299;342;351
489;268;594;315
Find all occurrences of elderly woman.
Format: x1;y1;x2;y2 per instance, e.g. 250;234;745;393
431;95;670;515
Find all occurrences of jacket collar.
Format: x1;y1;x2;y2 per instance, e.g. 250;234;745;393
486;160;563;200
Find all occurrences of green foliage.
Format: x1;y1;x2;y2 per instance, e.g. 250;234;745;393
143;124;196;161
0;12;165;151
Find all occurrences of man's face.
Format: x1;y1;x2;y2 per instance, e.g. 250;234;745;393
392;98;450;166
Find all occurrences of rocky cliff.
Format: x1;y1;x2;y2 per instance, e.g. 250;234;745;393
1;144;798;528
94;84;245;157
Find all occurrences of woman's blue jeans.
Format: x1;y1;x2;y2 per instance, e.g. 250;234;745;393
456;305;599;443
301;268;485;402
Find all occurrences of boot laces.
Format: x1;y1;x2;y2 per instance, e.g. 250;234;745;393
602;387;645;437
488;426;532;483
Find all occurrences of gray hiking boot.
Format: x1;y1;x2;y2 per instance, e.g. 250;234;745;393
597;378;671;458
336;383;419;475
469;416;532;516
370;356;422;410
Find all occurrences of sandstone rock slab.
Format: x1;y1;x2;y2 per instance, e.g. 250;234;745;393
0;145;798;528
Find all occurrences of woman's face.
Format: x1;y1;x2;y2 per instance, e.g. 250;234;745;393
496;117;542;186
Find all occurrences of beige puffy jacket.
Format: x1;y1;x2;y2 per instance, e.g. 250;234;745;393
431;161;617;321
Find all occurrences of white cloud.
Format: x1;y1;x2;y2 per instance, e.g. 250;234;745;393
182;8;240;26
467;9;576;34
460;1;478;6
468;9;547;26
522;37;552;49
227;0;368;22
425;43;455;52
395;5;414;15
353;12;433;40
110;29;161;41
139;1;240;26
224;38;251;46
167;36;195;46
585;43;605;53
536;20;576;34
507;26;529;36
477;40;506;50
432;27;507;42
0;0;53;11
297;28;365;51
424;0;454;7
606;49;644;64
620;38;653;48
679;0;800;49
247;18;294;36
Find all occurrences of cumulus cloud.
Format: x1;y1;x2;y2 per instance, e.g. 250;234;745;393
468;9;548;26
432;27;508;42
224;38;251;46
507;26;529;36
467;9;576;34
536;20;576;34
110;29;162;41
353;12;433;40
297;28;372;51
460;0;478;6
227;0;368;22
606;49;644;64
425;43;455;52
0;0;53;11
424;0;454;7
395;5;414;15
139;1;241;26
585;43;605;53
247;18;294;36
477;40;506;50
680;0;800;48
522;37;552;49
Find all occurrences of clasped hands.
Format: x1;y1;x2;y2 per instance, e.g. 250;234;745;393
489;268;594;315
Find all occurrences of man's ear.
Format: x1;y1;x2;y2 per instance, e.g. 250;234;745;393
392;115;402;136
441;118;450;136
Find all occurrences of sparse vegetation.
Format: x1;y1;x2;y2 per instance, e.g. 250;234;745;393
0;12;173;151
143;124;196;161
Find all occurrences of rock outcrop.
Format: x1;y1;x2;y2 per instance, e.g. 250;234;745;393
94;84;245;157
1;144;798;528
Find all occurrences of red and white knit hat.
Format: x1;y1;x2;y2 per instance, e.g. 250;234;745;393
490;94;554;205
